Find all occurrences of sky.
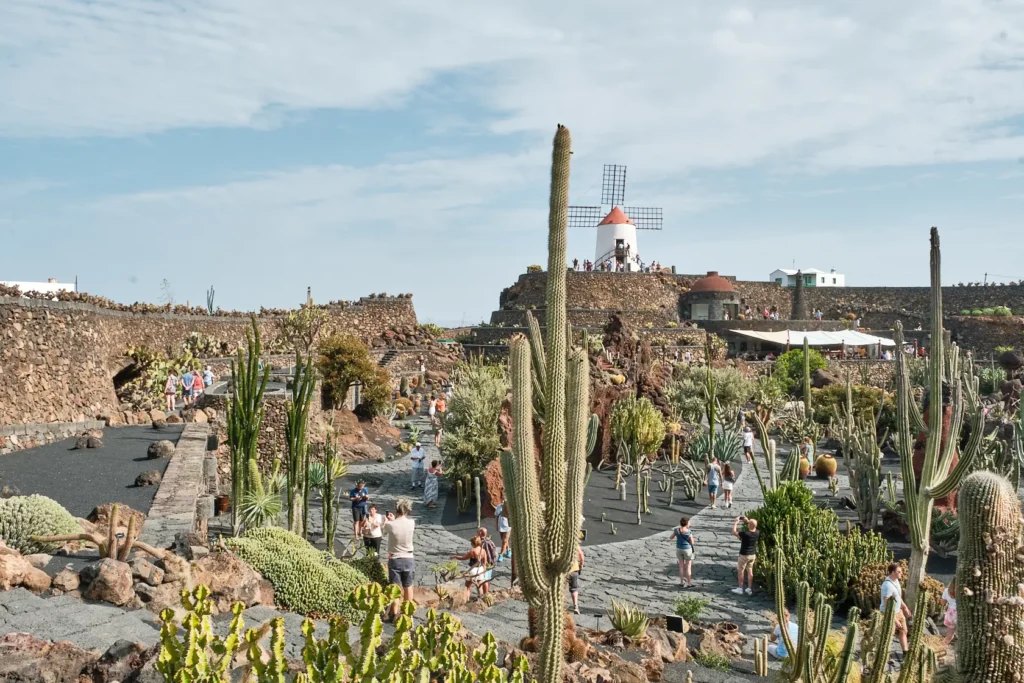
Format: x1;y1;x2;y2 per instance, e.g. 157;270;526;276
1;1;1023;327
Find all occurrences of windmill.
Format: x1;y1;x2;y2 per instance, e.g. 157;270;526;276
568;164;663;272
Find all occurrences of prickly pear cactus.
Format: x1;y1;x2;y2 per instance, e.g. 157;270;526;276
956;470;1024;682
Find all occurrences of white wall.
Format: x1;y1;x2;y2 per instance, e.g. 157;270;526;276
594;223;640;271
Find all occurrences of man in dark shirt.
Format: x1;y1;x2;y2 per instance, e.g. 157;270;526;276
349;479;370;537
731;516;759;596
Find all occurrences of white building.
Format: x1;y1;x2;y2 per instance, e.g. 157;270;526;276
770;268;845;288
594;207;640;272
0;278;77;297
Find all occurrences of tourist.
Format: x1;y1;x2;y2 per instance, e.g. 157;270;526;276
768;609;799;659
494;497;512;561
383;498;416;618
164;372;178;412
202;366;215;389
191;369;205;399
424;460;442;508
881;562;913;652
670;516;695;588
721;464;736;509
437;395;447;416
362;503;384;553
180;368;195;407
684;350;692;363
349;479;371;537
705;456;723;509
477;527;498;568
573;258;579;271
451;536;489;602
409;442;426;488
941;576;957;646
428;396;437;423
730;516;759;596
735;408;744;431
762;307;769;320
742;425;754;463
567;544;585;614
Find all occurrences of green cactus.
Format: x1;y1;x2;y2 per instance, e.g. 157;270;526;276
500;124;590;683
834;373;885;530
474;475;482;530
228;317;271;535
206;285;215;315
611;393;666;525
803;336;813;420
286;349;316;537
893;228;985;608
155;585;244;682
954;470;1024;680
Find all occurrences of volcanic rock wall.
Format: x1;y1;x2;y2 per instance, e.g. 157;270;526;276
0;295;417;427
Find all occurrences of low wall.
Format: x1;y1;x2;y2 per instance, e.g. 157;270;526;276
825;359;895;389
0;294;417;427
139;423;210;549
0;419;107;455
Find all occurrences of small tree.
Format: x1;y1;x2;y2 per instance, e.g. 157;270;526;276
278;297;329;357
317;334;382;411
439;360;509;480
773;347;827;394
611;394;666;524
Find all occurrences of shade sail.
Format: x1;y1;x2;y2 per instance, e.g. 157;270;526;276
729;329;897;347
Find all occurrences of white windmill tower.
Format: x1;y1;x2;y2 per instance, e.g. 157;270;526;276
568;165;663;272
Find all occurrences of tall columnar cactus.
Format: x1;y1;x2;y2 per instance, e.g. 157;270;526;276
704;335;718;456
835;373;885;530
228;317;271;535
286;350;316;537
894;228;984;607
802;336;812;420
955;470;1024;680
206;285;215;315
500;124;591;683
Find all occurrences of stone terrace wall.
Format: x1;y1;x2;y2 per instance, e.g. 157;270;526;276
803;285;1024;323
490;307;686;329
0;295;416;427
947;316;1024;353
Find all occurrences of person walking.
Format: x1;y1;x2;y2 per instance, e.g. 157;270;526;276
180;368;195;407
941;576;957;646
768;609;799;659
409;442;426;488
881;562;913;653
477;527;498;567
670;516;695;588
567;545;585;614
202;366;215;390
164;372;178;412
731;516;759;596
362;503;384;553
722;464;736;509
493;498;512;561
383;498;416;618
349;479;371;538
705;456;723;509
424;460;442;508
191;369;205;400
742;425;754;463
451;536;489;602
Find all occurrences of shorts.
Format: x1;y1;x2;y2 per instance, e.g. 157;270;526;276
363;536;382;553
744;445;753;455
352;507;367;522
676;548;694;561
182;389;193;398
737;554;756;572
708;484;719;495
388;557;415;588
943;609;957;629
723;482;734;491
568;571;580;593
894;611;908;632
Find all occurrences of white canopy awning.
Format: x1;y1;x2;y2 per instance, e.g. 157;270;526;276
729;329;897;347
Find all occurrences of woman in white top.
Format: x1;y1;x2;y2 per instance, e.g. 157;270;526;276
941;576;957;645
494;499;512;561
362;504;384;554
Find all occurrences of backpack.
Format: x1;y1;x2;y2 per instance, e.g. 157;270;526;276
482;537;498;566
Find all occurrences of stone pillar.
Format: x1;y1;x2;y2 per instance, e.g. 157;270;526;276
792;271;807;320
707;297;724;321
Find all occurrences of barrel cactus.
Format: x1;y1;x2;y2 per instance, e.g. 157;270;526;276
0;495;81;554
955;470;1024;681
814;454;838;478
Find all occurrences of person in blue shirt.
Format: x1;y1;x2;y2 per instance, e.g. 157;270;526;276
669;516;696;588
349;480;370;537
768;609;799;659
180;370;195;407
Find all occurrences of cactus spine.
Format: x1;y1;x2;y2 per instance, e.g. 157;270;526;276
894;228;984;608
500;125;589;683
474;475;481;530
955;470;1024;681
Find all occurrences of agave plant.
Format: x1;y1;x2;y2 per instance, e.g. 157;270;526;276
608;599;649;641
237;488;282;529
688;427;742;462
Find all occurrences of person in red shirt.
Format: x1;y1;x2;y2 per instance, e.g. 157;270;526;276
191;370;205;399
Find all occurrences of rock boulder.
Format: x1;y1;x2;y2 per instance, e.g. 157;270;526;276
130;558;165;586
135;470;162;487
0;633;100;683
147;440;175;459
52;567;81;592
83;558;134;606
192;551;263;612
149;409;166;422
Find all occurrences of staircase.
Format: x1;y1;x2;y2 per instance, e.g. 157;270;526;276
378;350;399;368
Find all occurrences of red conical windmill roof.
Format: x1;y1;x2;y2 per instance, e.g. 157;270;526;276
598;206;634;226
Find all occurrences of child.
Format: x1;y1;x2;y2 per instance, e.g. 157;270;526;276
941;577;957;646
670;517;695;588
722;464;736;509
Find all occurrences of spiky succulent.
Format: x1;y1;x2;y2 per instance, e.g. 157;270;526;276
0;494;81;554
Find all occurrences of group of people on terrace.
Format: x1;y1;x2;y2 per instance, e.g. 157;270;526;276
570;256;664;273
163;366;215;411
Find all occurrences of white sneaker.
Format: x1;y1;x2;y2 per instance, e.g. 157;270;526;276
711;504;717;509
744;588;752;595
731;587;745;595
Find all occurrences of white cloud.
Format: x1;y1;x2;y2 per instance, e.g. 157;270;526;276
3;1;1024;171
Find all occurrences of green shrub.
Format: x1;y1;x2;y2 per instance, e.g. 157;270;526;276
673;596;709;622
811;384;892;425
419;323;445;338
971;309;984;316
344;552;388;587
694;651;731;671
982;307;996;315
440;358;509;480
0;495;82;554
979;366;1005;395
317;334;391;417
667;365;753;424
748;482;891;606
688;427;741;462
959;309;971;316
226;527;369;618
773;348;827;393
526;265;543;273
667;321;678;328
608;599;649;641
994;306;1013;316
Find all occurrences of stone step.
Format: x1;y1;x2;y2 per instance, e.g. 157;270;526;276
0;587;47;615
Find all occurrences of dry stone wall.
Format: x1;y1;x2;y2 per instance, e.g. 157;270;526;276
0;295;416;428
